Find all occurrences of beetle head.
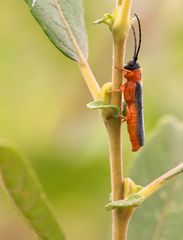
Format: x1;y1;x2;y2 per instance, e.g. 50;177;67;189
124;60;140;71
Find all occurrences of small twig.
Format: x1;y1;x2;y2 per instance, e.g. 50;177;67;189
139;162;183;199
79;62;101;99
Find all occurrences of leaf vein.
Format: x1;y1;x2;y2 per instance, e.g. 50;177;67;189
53;0;86;63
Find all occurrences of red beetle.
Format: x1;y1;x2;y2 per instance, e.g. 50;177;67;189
117;14;144;152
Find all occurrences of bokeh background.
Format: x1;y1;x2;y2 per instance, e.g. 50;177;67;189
0;0;183;239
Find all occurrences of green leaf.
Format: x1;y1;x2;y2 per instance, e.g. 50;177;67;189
94;14;113;30
128;116;183;240
0;141;65;240
105;193;144;210
25;0;88;62
87;100;120;117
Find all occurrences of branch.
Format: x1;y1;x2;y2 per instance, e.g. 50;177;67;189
105;1;133;240
106;162;183;211
139;162;183;199
79;62;101;99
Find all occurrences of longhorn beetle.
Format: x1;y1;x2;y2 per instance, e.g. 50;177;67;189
116;14;144;152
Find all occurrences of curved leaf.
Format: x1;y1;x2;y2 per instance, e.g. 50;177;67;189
87;100;120;117
128;116;183;240
106;193;144;210
25;0;88;62
0;141;64;240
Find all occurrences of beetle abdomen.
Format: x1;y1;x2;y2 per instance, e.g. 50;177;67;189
126;103;141;152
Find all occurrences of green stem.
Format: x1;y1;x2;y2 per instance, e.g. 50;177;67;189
139;162;183;199
111;41;125;106
106;19;126;240
105;40;128;240
116;0;122;6
104;1;133;240
105;118;124;240
79;62;101;99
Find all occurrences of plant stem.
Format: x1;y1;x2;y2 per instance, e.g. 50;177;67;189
139;162;183;199
111;42;125;106
79;62;101;99
105;39;128;240
116;0;122;6
104;1;133;239
105;117;124;240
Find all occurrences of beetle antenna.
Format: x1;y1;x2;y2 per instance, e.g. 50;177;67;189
133;14;141;62
132;25;137;62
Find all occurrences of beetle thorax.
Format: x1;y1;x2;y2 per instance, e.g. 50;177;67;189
124;68;142;82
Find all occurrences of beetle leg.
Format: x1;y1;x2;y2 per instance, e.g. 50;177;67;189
115;66;134;77
120;115;127;122
115;66;128;76
123;69;134;78
120;107;129;123
111;89;121;94
123;69;133;74
114;66;124;74
111;84;124;94
120;85;125;91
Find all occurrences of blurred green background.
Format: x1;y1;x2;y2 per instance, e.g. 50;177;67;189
0;0;183;239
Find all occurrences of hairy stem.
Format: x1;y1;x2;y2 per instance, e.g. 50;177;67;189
111;42;125;106
105;39;128;240
105;1;133;240
105;118;124;240
108;36;126;240
79;62;101;99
